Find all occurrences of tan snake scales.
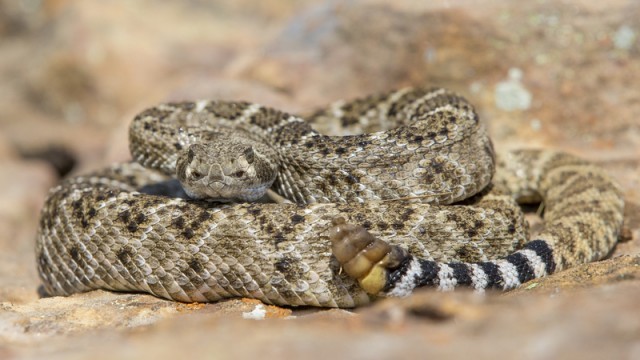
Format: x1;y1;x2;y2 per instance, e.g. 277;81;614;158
36;87;625;307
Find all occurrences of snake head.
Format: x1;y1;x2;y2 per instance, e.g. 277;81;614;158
175;140;277;202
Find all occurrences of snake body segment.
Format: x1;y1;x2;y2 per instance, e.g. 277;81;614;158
331;150;624;296
36;87;625;307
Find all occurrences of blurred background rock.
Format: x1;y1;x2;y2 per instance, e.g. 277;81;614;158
0;1;638;358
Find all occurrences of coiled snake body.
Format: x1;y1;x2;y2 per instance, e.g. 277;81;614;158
36;87;625;307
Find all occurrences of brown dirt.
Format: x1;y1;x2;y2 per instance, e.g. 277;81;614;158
0;1;638;358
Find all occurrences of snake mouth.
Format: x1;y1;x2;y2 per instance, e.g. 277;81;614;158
212;182;271;202
181;180;272;203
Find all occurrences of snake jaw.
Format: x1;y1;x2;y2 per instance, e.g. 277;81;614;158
182;178;273;203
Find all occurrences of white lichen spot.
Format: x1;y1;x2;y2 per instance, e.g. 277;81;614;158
242;304;266;320
423;46;437;63
534;53;549;65
195;100;208;112
613;25;636;50
469;81;483;94
530;118;542;132
495;68;532;111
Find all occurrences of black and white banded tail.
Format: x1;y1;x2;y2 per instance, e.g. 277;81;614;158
331;150;624;296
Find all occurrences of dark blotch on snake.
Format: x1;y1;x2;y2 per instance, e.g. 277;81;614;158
290;214;305;225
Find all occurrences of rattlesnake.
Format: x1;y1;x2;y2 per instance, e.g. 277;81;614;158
36;87;625;307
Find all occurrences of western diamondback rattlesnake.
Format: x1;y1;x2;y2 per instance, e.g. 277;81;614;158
36;87;625;307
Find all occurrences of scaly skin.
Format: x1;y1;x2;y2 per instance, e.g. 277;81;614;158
36;87;624;307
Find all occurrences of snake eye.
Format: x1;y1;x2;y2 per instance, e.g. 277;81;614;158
232;170;245;178
190;170;204;180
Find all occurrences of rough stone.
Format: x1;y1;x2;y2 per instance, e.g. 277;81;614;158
0;0;638;359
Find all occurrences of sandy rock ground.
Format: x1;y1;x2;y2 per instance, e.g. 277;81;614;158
0;0;638;358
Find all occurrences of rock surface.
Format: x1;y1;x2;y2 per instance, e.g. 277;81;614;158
0;0;638;359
